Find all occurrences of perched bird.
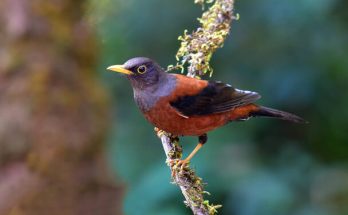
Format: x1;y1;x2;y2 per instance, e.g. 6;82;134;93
108;57;305;167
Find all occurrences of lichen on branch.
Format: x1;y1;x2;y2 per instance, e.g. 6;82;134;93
156;130;221;215
176;0;236;77
159;0;235;214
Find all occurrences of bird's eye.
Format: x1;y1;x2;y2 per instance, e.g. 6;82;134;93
137;65;147;74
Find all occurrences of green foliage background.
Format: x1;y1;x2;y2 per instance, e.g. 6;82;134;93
90;0;348;214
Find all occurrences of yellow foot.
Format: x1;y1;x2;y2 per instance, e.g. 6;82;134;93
169;159;190;177
167;142;204;177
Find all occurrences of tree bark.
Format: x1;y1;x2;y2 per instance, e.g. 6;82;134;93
0;0;123;214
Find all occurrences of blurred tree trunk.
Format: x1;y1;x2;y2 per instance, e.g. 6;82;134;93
0;0;123;214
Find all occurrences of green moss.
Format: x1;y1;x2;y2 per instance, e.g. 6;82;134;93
176;0;235;77
162;0;236;214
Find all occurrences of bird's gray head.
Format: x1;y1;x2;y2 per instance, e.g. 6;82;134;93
107;57;165;90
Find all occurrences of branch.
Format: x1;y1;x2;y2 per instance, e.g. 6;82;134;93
157;0;236;214
176;0;236;77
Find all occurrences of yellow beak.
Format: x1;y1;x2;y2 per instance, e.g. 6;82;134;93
107;65;134;75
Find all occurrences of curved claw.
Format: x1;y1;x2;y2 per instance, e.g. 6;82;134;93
176;159;190;170
169;159;190;177
168;142;204;177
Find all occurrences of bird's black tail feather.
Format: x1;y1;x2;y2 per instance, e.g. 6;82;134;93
251;106;307;123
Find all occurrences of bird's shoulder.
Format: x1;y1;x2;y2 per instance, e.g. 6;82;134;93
170;74;209;97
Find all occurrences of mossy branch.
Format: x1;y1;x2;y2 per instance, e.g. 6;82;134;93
157;0;236;214
175;0;236;77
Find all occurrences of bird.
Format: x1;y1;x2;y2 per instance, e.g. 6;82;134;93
107;57;306;168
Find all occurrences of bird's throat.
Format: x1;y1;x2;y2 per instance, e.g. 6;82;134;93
133;74;176;113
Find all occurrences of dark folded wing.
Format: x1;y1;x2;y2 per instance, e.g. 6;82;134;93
170;81;261;116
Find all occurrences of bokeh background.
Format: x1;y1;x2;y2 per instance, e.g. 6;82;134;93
1;0;347;214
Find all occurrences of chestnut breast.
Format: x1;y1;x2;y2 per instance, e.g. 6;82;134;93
139;75;233;136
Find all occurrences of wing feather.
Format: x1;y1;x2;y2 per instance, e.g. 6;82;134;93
170;81;261;116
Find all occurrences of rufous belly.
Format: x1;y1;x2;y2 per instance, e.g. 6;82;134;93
143;100;258;136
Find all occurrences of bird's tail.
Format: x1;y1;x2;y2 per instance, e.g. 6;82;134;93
251;106;307;123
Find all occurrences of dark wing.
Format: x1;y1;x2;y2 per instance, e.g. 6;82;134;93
170;81;261;116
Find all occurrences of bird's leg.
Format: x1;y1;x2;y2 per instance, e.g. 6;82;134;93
171;134;207;172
